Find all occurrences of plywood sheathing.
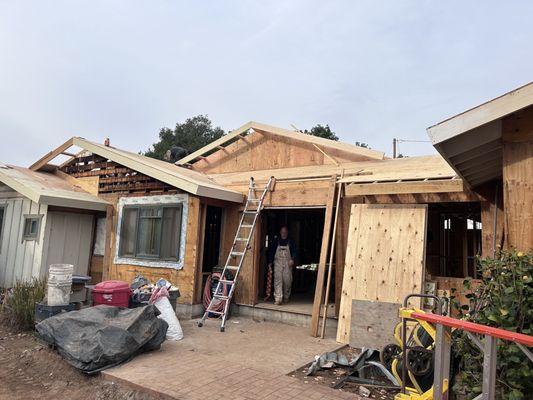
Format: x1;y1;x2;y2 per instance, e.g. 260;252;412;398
0;164;108;211
188;129;379;174
177;121;385;168
349;300;401;351
502;107;533;250
210;154;456;187
336;204;427;344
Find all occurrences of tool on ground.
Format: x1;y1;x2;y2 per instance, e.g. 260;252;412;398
197;176;274;332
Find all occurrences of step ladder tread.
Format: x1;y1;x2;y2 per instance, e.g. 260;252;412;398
218;279;234;284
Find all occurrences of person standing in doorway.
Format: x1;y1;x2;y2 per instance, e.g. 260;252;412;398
268;226;297;305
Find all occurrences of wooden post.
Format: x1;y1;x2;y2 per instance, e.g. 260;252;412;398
310;175;337;337
320;178;343;338
101;204;114;281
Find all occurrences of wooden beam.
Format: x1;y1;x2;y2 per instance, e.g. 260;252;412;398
30;137;74;171
344;178;464;196
101;204;114;281
320;176;344;338
61;151;77;157
310;175;337;337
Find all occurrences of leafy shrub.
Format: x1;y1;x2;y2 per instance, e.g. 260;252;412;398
1;278;46;330
452;249;532;399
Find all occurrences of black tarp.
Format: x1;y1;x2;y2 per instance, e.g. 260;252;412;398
36;305;168;373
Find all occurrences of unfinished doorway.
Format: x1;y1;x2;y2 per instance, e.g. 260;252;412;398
201;206;223;290
256;208;326;314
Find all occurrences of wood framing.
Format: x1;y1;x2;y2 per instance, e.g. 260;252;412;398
343;178;463;196
29;138;74;171
310;175;337;337
177;121;385;167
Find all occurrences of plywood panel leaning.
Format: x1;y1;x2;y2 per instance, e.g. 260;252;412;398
336;203;427;344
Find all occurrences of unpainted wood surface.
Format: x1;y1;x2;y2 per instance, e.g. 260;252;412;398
310;176;337;336
336;204;427;344
502;108;533;251
102;194;201;304
192;130;370;175
209;155;455;186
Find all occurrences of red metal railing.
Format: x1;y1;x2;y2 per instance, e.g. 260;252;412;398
409;311;533;400
411;312;533;347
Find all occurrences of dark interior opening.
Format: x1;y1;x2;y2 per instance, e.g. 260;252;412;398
257;208;326;306
426;202;482;278
201;205;223;289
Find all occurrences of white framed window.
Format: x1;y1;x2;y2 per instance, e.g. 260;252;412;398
22;214;43;242
115;194;188;269
119;204;183;260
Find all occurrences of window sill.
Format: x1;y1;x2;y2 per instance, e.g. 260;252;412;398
114;256;184;270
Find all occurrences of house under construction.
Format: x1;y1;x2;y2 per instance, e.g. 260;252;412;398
0;82;531;341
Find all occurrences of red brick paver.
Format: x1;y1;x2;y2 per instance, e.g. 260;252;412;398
104;348;361;400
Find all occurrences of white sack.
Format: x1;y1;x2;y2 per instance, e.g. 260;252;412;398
154;297;183;341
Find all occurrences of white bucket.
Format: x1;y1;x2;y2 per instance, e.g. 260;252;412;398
47;264;74;306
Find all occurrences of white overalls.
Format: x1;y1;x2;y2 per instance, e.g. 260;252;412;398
273;244;293;303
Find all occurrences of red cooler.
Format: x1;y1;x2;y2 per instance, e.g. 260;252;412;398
92;280;131;307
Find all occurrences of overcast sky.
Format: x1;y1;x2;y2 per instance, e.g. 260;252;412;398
1;1;532;166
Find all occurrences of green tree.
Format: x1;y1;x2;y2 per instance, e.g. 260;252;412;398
303;124;339;141
145;115;225;161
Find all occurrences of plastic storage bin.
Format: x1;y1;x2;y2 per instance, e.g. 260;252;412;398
92;280;131;307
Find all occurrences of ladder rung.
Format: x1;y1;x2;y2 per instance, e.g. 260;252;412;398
225;265;239;270
243;211;257;214
214;294;230;300
206;309;223;315
231;251;244;256
235;237;247;241
219;279;234;285
248;198;260;202
241;224;253;228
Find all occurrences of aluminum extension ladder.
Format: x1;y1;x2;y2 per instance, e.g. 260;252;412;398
197;176;274;332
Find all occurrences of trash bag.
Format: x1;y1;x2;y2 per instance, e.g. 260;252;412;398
149;286;183;341
36;304;168;374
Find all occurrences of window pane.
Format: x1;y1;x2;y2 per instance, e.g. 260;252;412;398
119;208;138;257
137;209;162;257
30;219;39;235
160;206;182;260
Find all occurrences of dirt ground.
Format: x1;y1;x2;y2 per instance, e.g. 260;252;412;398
0;313;154;400
290;346;399;400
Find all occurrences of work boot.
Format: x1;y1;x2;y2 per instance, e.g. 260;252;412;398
274;300;282;306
